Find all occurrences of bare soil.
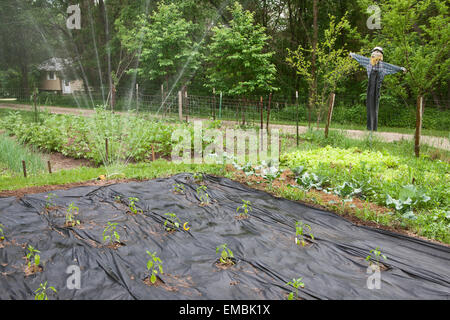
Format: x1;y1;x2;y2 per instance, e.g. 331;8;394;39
48;152;95;172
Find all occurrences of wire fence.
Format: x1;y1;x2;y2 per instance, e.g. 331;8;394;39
0;87;449;130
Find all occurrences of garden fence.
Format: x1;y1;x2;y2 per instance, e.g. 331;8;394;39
0;87;449;130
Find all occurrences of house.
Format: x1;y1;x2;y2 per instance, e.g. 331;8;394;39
37;58;84;94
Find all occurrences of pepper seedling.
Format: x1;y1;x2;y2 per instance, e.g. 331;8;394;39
295;221;314;247
173;183;185;194
26;245;41;268
366;247;387;268
102;222;120;245
216;244;235;266
236;200;252;218
146;251;163;284
163;213;182;232
196;185;210;206
34;281;57;300
128;197;143;214
44;193;58;209
65;202;80;227
286;277;305;300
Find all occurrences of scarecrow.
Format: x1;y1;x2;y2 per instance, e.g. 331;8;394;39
350;47;406;131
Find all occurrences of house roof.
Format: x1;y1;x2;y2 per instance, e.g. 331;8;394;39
38;58;73;72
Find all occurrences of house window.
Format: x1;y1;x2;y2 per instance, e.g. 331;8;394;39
47;71;56;80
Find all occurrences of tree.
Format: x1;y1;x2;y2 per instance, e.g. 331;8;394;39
287;13;359;128
357;0;449;101
117;1;202;96
357;0;449;156
205;2;278;96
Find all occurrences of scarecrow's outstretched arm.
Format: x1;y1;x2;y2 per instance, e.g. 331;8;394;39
382;62;406;76
350;53;370;69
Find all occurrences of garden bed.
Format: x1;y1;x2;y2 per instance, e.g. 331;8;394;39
0;173;448;299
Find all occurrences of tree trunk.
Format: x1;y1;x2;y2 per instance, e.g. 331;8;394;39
414;95;424;158
324;93;336;138
310;0;319;129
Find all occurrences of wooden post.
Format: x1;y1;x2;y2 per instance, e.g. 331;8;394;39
414;95;423;158
33;90;38;122
47;161;52;174
212;88;216;120
151;145;156;161
324;93;336;139
22;160;27;178
242;98;246;125
260;96;263;131
266;93;272;133
185;89;189;122
219;92;223;119
136;83;139;113
296;91;299;147
178;91;183;122
111;85;116;112
105;138;109;164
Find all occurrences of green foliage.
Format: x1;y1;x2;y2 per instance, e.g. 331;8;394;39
146;251;163;284
216;243;235;265
34;281;57;300
0;109;187;165
295;221;314;247
196;185;210;205
44;193;58;209
65;202;80;227
163;213;182;232
236;200;252;218
26;245;41;268
206;2;277;96
0;223;4;241
0;133;46;175
128;197;143;214
357;0;449;97
286;277;305;300
365;247;387;267
103;222;120;245
386;185;430;220
173;183;185;194
117;1;201;88
296;171;328;191
192;172;204;183
287;13;359;124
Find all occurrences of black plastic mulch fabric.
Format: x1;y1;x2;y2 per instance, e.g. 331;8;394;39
0;173;449;300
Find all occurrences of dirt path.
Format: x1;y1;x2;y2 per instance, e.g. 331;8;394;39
1;103;449;150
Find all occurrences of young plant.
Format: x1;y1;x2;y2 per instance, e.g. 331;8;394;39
286;277;305;300
26;245;41;268
146;251;163;284
102;222;120;245
236;200;252;218
163;213;182;232
114;195;122;203
193;172;203;183
44;193;58;209
366;247;387;268
34;281;57;300
173;183;185;194
196;185;210;205
65;202;80;227
295;221;314;247
0;223;4;241
216;244;235;266
128;197;143;214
